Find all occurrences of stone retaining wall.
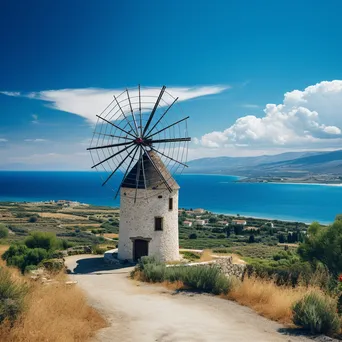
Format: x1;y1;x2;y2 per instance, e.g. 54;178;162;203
168;256;246;280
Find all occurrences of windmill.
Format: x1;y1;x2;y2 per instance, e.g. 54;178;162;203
88;86;191;262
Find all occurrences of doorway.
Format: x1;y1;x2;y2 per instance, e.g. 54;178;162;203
133;239;149;261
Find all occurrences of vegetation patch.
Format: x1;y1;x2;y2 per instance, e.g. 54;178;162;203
292;291;341;335
133;256;232;295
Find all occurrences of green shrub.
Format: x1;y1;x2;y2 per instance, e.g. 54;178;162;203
292;292;341;335
25;232;58;251
41;259;64;273
181;251;200;261
135;257;232;295
28;215;38;223
91;245;107;255
167;266;231;295
0;267;27;325
0;224;9;239
2;244;49;273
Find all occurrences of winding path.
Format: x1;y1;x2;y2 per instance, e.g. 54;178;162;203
65;255;312;342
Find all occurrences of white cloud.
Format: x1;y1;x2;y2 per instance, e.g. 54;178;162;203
195;80;342;150
31;114;39;124
24;139;48;142
2;85;228;123
0;138;8;142
0;91;20;97
240;104;260;108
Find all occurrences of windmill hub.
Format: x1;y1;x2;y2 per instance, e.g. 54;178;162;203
88;85;191;262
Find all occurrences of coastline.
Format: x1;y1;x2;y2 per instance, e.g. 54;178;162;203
1;198;327;225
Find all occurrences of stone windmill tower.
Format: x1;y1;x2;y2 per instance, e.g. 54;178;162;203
88;86;190;262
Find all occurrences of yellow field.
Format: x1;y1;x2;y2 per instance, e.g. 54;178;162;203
103;233;119;239
61;223;102;228
38;212;88;220
60;208;119;214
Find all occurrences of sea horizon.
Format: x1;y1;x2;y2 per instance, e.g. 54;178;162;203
0;171;341;225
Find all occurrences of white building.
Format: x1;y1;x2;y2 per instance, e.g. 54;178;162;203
118;151;180;262
195;219;206;226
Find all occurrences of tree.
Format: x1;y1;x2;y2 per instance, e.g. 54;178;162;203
248;235;255;243
278;233;285;243
307;221;322;237
298;220;342;275
233;225;243;235
0;224;9;239
209;217;217;224
28;215;38;223
335;214;342;221
188;233;197;239
224;226;231;238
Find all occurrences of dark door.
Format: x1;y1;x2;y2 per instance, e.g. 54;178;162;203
134;239;149;261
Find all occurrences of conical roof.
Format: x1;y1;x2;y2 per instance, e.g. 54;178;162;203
121;150;179;190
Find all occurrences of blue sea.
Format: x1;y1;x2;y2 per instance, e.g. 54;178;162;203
0;171;341;224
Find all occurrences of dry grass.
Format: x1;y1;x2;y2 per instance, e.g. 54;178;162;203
0;281;107;342
103;233;119;239
199;249;213;262
0;252;107;342
227;276;308;324
0;245;9;258
38;212;88;220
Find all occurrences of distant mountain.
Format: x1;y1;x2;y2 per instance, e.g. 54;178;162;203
186;150;342;176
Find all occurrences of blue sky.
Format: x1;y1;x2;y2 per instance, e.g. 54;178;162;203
1;0;342;170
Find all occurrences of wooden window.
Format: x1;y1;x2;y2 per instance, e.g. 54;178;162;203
155;217;163;231
169;198;173;211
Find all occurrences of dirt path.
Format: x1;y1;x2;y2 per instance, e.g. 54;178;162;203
65;255;312;342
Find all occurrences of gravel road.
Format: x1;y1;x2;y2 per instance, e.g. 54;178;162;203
65;255;313;342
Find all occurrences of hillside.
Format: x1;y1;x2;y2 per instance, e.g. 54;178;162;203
186;150;342;177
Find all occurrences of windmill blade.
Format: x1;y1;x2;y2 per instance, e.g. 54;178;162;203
138;84;142;137
103;145;138;187
96;115;137;139
126;89;139;135
142;86;166;136
141;146;173;193
114;95;139;136
145;116;190;139
144;97;178;138
91;143;135;169
134;147;143;203
141;143;147;191
114;146;140;198
93;132;131;140
87;141;133;151
149;137;191;144
150;146;188;167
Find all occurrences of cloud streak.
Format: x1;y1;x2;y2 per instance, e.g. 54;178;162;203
1;85;229;123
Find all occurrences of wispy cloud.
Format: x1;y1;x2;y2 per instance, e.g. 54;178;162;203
24;139;48;142
240;104;260;109
1;85;229;123
31;114;39;124
0;138;8;142
0;91;20;97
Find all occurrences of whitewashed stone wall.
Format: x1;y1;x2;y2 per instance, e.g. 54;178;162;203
118;188;179;262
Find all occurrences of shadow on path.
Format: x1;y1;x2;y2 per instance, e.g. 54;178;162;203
277;328;336;341
67;256;135;274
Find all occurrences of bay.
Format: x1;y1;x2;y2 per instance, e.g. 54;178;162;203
0;171;341;224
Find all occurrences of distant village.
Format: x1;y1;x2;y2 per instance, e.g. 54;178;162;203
179;208;273;231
